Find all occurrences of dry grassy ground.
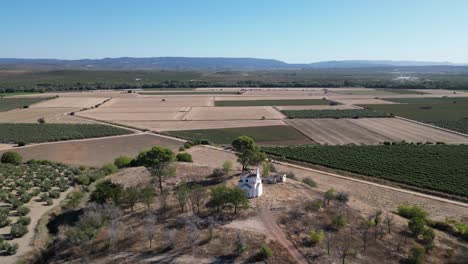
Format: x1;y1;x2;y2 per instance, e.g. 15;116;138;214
0;134;183;167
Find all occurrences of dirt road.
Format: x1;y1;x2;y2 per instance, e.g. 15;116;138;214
259;210;308;264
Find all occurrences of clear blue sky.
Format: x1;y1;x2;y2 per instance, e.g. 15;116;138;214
1;0;467;63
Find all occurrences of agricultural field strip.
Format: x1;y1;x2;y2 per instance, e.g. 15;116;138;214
291;119;354;145
397;116;468;137
352;119;468;143
117;120;288;132
201;144;468;208
275;105;361;110
30;97;109;108
286;119;390;145
286;118;468;145
182;106;285;120
0;123;133;144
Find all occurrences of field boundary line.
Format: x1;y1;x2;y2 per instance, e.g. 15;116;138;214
395;116;468;138
199;145;468;208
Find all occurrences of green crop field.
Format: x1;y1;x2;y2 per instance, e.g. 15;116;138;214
378;88;426;94
333;89;395;96
361;97;468;133
0;123;131;144
166;125;312;145
281;109;390;119
214;99;333;107
0;97;53;112
264;144;468;197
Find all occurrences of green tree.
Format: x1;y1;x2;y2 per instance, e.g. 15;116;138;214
140;185;156;211
1;152;22;165
207;186;229;212
232;136;266;171
227;187;249;214
331;214;347;230
189;185;207;214
324;188;336;205
66;191;84;209
135;146;176;194
174;182;190;213
407;244;425;264
90;180;124;204
262;161;271;178
422;227;436;251
122;187;140;212
232;136;255;153
408;217;426;237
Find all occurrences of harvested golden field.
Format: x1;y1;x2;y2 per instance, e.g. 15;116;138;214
77;106;190;121
183;106;285;120
78;111;187;121
287;118;468;145
119;119;287;131
30;97;109;108
83;106;190;113
0;133;183;167
214;95;325;101
102;96;212;107
0;108;94;123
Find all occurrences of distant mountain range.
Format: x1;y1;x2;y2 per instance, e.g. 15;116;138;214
0;57;466;70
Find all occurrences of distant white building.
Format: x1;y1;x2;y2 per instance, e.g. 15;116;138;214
238;168;263;198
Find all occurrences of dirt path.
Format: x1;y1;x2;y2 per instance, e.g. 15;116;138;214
1;188;74;264
258;210;308;264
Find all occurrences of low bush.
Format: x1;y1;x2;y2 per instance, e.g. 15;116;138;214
10;223;28;238
49;189;61;199
17;216;31;226
1;152;22;165
101;163;118;175
309;229;325;245
176;152;193;162
258;244;273;259
16;206;30;216
286;171;296;180
114;156;132;168
398;205;428;220
335;192;350;204
302;177;317;188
